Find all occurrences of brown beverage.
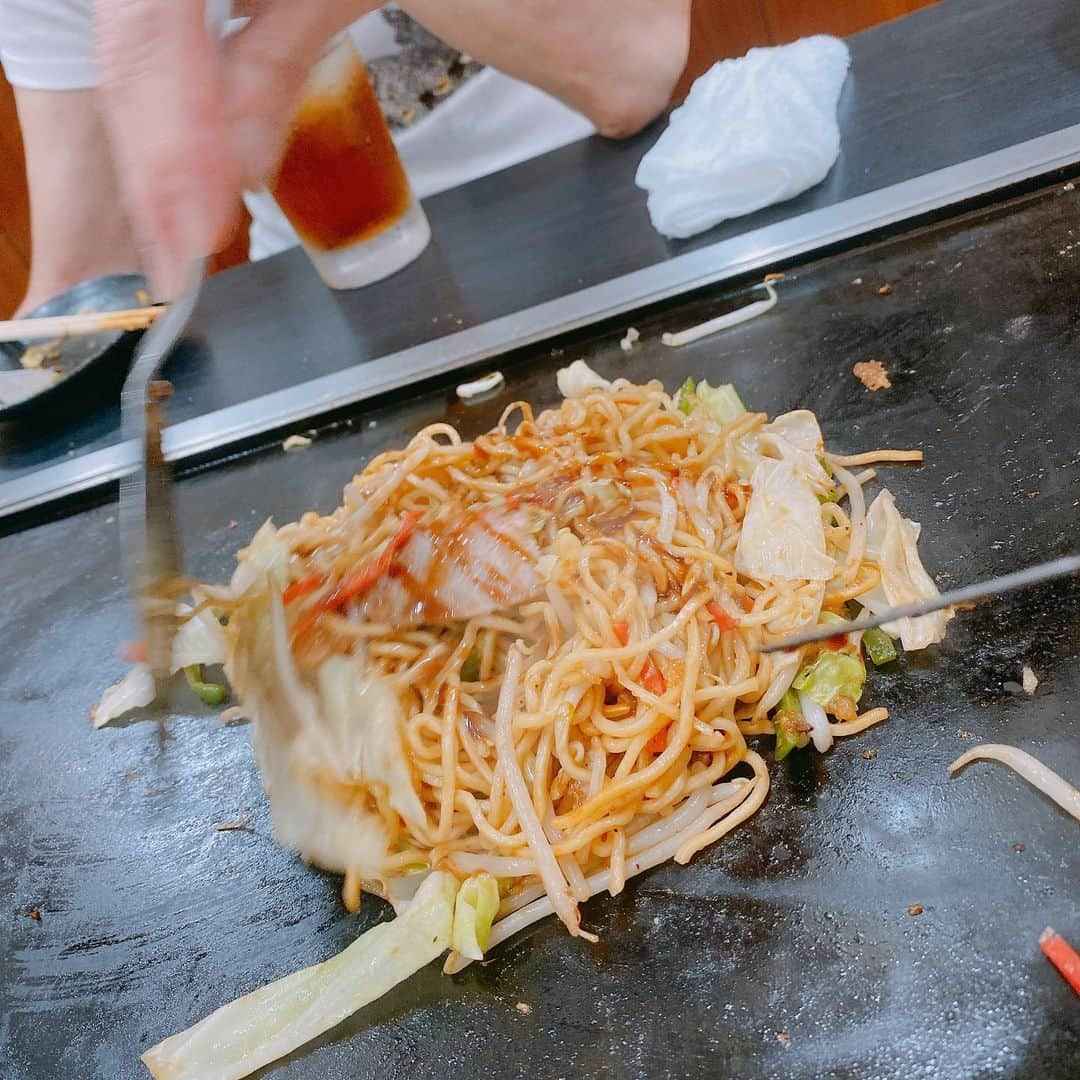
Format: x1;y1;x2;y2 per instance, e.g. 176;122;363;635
271;47;413;252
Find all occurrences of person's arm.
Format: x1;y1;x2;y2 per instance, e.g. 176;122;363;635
12;88;140;315
0;0;140;313
398;0;691;137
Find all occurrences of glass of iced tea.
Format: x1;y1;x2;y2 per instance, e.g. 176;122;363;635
270;34;431;289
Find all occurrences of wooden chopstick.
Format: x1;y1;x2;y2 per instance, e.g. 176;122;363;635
0;305;164;343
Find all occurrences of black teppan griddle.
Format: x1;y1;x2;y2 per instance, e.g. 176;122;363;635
1;180;1078;1079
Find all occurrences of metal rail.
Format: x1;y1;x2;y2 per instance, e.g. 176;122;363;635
3;124;1080;523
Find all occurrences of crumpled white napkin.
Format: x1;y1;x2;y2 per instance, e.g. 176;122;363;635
635;35;851;240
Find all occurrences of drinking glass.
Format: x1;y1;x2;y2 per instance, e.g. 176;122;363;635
270;34;431;289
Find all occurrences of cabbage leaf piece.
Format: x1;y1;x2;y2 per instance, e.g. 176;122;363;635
735;458;834;581
859;489;952;650
91;607;228;728
556;360;613;398
793;651;865;710
142;872;459;1080
451;873;500;960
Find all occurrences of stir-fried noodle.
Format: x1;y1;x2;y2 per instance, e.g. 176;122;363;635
199;369;948;953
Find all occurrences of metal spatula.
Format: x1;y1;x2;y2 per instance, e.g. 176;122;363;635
120;261;204;698
759;553;1080;653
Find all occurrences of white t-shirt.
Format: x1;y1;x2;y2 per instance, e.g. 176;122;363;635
0;2;594;261
0;0;233;88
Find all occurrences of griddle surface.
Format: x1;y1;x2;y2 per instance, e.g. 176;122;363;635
2;183;1078;1078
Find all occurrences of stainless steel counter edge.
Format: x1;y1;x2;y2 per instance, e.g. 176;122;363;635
5;123;1080;522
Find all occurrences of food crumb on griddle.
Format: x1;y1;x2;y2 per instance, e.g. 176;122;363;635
282;434;313;452
1021;665;1039;695
1028;491;1040;499
515;1002;533;1015
619;327;640;352
907;904;923;917
28;908;42;921
456;371;504;400
877;283;893;296
776;1031;790;1046
214;818;248;832
228;519;238;529
1013;842;1025;853
862;747;877;760
955;728;976;740
853;359;891;391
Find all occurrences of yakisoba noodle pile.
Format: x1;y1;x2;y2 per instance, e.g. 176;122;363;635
207;361;951;950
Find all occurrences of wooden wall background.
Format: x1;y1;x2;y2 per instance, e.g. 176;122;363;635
0;77;29;318
0;0;937;318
